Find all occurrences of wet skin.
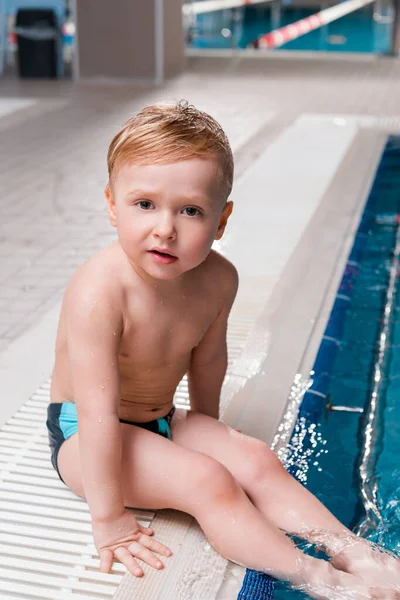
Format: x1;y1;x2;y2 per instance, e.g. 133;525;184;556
51;158;234;422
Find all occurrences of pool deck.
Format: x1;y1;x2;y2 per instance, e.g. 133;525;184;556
1;52;400;599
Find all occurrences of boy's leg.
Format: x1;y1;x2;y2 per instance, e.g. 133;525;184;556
171;410;400;590
57;424;377;599
170;409;348;538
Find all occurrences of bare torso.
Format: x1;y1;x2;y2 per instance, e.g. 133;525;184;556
50;244;227;422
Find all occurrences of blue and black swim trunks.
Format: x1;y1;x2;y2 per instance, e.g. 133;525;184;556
46;402;175;483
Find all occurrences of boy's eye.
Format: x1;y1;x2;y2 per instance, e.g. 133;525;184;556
182;207;201;217
137;200;153;210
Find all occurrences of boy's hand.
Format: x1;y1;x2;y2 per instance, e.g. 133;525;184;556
93;511;172;577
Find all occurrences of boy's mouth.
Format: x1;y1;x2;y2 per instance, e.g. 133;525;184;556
150;248;176;258
149;248;178;264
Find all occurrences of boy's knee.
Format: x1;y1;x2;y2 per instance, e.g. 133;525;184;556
241;439;285;488
189;456;239;506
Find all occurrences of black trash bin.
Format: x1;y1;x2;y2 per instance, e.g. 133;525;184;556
15;9;59;78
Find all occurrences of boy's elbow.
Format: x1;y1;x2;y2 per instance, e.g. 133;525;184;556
78;410;121;435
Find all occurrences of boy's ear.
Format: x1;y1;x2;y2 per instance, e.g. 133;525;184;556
215;201;233;240
105;184;117;227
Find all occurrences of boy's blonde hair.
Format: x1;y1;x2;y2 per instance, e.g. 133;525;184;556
107;100;234;198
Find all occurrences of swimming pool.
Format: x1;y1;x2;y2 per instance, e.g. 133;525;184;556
238;136;400;599
187;4;393;53
264;136;400;598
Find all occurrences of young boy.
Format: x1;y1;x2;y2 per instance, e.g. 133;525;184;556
46;101;399;599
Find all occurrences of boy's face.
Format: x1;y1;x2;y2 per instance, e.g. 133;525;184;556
105;158;233;282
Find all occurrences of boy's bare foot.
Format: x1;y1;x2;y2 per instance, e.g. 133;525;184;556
293;555;400;600
330;539;400;592
304;530;400;593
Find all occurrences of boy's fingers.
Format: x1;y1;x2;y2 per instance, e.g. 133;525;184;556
127;541;164;570
114;547;143;577
98;534;171;577
139;534;172;557
99;549;114;573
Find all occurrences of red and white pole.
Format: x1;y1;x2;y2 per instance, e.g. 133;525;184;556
257;0;376;49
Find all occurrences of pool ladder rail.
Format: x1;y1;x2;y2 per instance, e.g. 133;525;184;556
325;396;364;415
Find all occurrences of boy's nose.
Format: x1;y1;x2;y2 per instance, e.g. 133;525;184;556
153;214;176;240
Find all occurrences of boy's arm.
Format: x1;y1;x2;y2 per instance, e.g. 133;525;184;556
188;262;238;420
64;269;172;576
64;272;125;524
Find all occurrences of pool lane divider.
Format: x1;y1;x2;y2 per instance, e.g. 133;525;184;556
254;0;376;49
236;139;396;600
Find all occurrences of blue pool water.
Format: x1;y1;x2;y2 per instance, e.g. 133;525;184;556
188;4;392;53
270;137;400;598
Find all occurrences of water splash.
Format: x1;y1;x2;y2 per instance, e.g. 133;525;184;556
272;373;313;464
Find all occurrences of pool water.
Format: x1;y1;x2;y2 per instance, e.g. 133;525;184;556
273;137;400;598
188;4;393;53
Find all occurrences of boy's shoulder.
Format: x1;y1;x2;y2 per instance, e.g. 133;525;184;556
65;244;125;306
202;250;238;296
205;249;237;274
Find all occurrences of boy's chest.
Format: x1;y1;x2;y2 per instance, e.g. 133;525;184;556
120;293;220;363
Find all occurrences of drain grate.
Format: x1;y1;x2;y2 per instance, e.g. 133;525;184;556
0;382;150;599
0;316;254;598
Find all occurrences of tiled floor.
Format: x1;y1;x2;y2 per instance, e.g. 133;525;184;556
1;53;400;354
